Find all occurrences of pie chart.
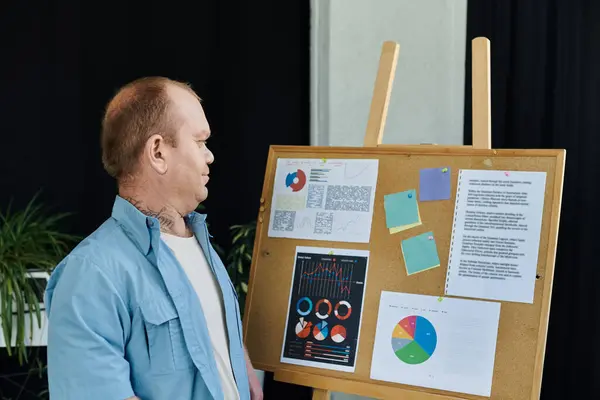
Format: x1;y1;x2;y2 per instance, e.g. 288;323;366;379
391;315;437;365
295;317;312;339
330;325;347;343
285;169;307;192
313;321;329;341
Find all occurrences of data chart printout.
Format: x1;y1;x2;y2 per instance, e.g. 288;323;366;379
445;169;547;303
370;292;501;397
280;246;370;372
267;158;379;243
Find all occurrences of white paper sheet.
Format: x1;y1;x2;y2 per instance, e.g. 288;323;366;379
280;246;370;372
370;291;501;397
445;169;547;303
267;158;379;243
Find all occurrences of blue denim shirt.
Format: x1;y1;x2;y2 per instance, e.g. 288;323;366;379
45;196;250;400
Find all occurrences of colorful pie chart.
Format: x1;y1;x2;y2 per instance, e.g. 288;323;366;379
313;321;329;341
391;315;437;365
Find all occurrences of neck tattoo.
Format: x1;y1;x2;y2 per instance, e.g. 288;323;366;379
123;196;176;231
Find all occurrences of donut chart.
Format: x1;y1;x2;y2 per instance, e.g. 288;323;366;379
315;298;332;319
296;297;313;316
285;169;307;192
391;315;437;365
334;300;352;320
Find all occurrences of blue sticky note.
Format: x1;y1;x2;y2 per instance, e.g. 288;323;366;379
419;167;451;201
401;231;441;275
384;189;420;229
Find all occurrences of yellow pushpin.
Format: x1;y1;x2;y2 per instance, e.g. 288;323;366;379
437;297;443;302
321;158;327;163
441;167;448;173
328;250;334;255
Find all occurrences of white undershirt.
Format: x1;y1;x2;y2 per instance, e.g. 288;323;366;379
161;233;240;400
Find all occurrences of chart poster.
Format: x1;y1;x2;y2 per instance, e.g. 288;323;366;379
280;246;369;373
267;158;379;243
370;291;501;397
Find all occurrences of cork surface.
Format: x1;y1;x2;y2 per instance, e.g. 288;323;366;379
243;145;565;400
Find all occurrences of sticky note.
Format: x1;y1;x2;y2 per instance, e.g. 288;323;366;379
384;189;422;233
401;231;441;275
419;167;451;201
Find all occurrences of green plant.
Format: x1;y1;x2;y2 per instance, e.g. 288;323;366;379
225;222;256;315
0;193;79;365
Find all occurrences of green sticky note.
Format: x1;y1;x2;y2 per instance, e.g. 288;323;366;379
384;189;421;232
401;231;441;275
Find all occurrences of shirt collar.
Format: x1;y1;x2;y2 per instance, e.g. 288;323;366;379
111;195;208;255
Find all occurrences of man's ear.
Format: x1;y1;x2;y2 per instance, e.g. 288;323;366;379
145;134;168;175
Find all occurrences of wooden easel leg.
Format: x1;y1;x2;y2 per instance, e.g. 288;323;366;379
363;41;400;147
312;388;331;400
471;37;492;150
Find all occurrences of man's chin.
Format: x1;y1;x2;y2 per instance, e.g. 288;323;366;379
196;188;208;203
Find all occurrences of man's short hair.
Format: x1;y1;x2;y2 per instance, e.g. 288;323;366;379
101;76;199;181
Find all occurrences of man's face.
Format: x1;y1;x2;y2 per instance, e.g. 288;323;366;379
163;85;214;212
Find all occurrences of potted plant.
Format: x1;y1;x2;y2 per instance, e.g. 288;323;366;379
0;193;80;365
225;221;256;315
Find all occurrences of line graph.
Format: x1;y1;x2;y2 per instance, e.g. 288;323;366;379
344;162;372;180
298;260;353;299
296;252;366;300
296;216;313;229
336;215;360;232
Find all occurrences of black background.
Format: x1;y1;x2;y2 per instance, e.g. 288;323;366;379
0;0;310;398
464;1;600;398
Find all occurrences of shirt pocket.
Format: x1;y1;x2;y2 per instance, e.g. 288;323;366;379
141;296;195;374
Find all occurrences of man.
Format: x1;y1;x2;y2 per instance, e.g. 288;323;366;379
45;77;263;400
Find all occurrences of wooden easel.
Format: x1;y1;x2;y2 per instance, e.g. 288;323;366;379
307;36;492;400
243;37;563;399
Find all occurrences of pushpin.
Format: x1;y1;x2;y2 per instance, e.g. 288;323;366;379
441;167;448;173
504;171;510;177
321;158;327;163
328;250;334;255
437;297;443;302
408;192;413;198
428;235;434;240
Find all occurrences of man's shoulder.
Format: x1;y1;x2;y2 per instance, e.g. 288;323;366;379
65;218;142;268
46;218;147;303
69;218;135;262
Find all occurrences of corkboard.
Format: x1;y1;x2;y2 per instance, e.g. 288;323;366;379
243;144;565;400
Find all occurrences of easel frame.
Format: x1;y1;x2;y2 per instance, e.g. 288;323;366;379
244;38;562;400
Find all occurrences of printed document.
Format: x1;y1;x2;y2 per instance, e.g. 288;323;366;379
445;169;547;303
370;291;501;397
267;158;379;243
